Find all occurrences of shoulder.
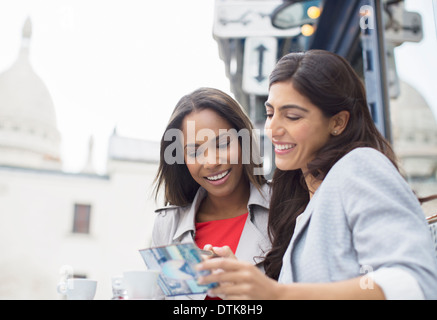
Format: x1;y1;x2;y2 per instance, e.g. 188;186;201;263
154;205;182;215
336;147;392;169
248;182;271;212
319;147;414;208
329;147;398;182
257;182;272;202
152;205;190;246
321;147;420;218
154;205;188;224
261;181;272;194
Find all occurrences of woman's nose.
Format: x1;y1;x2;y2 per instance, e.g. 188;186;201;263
265;114;284;139
202;148;220;169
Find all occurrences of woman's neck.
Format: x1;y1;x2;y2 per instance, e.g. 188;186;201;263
197;182;251;222
303;172;322;200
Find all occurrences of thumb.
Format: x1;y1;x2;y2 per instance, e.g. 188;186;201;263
212;246;236;259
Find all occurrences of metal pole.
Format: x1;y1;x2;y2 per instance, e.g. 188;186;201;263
361;0;392;143
375;0;392;143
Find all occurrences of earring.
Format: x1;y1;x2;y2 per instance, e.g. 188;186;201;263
332;130;338;136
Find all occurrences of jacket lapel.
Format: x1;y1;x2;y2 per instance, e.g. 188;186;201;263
235;184;271;265
171;188;206;242
235;214;270;265
284;190;319;272
289;206;313;249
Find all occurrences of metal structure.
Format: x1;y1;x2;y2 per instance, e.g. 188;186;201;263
213;0;424;142
308;0;391;141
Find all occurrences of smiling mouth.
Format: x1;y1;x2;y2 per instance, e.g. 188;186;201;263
275;144;296;151
205;169;231;181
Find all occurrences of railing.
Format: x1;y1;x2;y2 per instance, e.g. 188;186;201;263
428;214;437;225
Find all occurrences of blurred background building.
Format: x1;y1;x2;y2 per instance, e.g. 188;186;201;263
0;0;436;299
0;18;160;299
212;0;437;204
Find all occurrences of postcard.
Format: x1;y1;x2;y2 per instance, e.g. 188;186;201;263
139;243;218;296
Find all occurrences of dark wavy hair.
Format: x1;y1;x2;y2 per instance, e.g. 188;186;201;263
263;50;397;280
154;87;267;207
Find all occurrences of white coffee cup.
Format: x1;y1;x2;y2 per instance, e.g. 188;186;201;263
123;270;160;299
57;278;97;300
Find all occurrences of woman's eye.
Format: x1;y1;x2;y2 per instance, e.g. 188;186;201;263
286;115;301;121
265;113;273;119
217;140;230;149
186;149;197;158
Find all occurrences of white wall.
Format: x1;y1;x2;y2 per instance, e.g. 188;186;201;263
0;160;159;300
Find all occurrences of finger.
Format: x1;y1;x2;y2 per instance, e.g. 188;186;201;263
200;245;218;260
208;283;252;300
197;257;246;273
206;282;236;299
212;246;236;259
200;252;215;261
203;244;213;251
198;269;241;286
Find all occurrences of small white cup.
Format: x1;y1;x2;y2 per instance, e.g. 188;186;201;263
57;278;97;300
123;270;160;300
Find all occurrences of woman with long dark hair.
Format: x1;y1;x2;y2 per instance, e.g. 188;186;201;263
197;50;437;300
152;87;271;300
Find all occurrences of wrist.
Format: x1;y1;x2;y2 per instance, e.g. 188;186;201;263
271;281;290;300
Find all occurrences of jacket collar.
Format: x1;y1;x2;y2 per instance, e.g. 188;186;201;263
171;187;207;241
171;183;270;242
284;186;320;259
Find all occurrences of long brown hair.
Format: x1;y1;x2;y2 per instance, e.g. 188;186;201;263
154;87;267;207
263;50;397;280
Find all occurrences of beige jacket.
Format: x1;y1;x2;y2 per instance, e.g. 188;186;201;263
151;183;271;300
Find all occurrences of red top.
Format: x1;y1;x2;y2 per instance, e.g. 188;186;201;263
195;212;249;300
195;212;248;254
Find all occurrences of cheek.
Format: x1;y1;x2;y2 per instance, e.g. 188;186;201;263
228;144;241;163
296;122;330;152
219;141;242;165
292;123;312;144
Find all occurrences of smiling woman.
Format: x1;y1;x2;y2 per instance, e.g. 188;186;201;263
151;87;271;300
196;50;437;300
264;82;349;175
181;108;246;203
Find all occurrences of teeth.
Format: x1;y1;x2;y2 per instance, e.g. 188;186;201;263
275;144;295;150
206;170;229;181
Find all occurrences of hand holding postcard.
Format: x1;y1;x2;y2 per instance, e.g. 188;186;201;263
139;243;218;297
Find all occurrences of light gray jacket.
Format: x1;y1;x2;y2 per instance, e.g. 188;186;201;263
279;148;437;300
152;183;271;300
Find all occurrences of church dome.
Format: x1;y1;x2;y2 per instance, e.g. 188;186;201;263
391;80;437;177
0;18;61;169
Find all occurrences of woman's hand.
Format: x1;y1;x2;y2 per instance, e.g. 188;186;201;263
202;244;236;260
198;246;386;300
196;256;281;300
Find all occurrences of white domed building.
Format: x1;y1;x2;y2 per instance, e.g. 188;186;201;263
0;19;160;299
391;80;437;215
0;18;61;170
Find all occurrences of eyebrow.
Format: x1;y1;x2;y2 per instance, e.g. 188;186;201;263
265;102;309;113
184;133;232;149
184;143;198;149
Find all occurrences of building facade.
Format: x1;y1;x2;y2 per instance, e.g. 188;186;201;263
0;18;160;299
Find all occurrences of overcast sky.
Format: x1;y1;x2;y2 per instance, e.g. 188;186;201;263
0;0;435;173
0;0;230;173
